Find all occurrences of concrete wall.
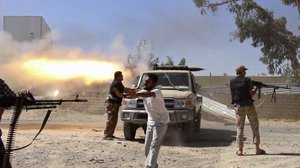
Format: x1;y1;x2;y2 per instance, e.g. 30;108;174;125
58;83;110;114
201;91;300;121
195;76;288;88
198;76;300;120
57;76;300;121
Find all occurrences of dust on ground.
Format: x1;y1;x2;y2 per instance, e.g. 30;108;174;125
0;109;300;168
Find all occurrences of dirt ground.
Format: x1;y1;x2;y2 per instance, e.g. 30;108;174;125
1;109;300;168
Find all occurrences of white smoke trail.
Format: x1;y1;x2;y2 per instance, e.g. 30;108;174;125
0;31;130;94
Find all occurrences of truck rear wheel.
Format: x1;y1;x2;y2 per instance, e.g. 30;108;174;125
123;122;137;141
194;112;201;132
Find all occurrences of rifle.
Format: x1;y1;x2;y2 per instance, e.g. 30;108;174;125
251;81;290;102
2;95;87;168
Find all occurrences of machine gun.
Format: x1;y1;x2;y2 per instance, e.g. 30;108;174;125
24;96;87;110
2;95;87;168
251;81;290;102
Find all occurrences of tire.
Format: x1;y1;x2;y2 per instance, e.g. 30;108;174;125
183;109;201;142
123;122;137;141
194;111;201;132
183;122;194;142
142;125;147;135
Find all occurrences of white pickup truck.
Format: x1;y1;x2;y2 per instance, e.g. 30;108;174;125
121;65;203;141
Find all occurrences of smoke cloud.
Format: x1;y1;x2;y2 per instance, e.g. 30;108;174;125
0;31;133;96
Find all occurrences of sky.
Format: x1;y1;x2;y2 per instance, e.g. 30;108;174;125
0;0;299;76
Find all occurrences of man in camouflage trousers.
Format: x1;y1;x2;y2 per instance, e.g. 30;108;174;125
230;65;266;156
103;71;126;140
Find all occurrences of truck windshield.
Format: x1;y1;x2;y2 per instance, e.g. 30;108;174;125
139;73;190;90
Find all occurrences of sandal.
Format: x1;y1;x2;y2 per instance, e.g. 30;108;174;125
236;150;243;156
256;149;266;155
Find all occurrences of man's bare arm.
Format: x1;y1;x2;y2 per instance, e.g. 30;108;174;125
112;87;124;98
126;91;156;99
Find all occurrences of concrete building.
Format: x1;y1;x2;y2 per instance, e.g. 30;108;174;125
3;16;51;42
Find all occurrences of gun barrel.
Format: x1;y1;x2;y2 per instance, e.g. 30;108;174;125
24;99;88;110
263;84;290;90
26;105;58;110
34;99;88;103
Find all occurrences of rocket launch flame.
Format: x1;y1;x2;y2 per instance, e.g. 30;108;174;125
4;56;129;87
20;58;123;84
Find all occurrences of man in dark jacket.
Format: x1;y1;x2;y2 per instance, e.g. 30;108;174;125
103;71;127;140
230;65;266;156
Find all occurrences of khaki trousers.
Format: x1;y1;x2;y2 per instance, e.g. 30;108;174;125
235;105;260;149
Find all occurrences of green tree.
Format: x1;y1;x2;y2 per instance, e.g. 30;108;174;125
164;56;174;65
193;0;300;84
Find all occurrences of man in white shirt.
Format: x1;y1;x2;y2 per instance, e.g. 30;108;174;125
127;73;169;168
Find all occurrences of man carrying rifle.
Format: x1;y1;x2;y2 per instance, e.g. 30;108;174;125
0;78;33;168
230;65;266;156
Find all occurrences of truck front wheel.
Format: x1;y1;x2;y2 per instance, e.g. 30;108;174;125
123;122;137;141
183;122;194;142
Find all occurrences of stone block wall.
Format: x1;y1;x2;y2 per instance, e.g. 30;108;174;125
56;76;300;120
59;83;109;114
200;88;300;121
